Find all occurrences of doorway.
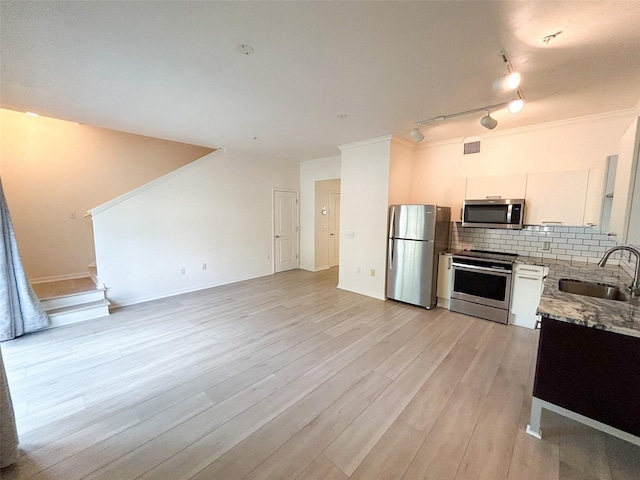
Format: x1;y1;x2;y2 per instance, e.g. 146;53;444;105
273;189;299;273
314;179;341;270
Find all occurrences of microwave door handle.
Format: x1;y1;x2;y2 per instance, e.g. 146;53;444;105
506;204;513;224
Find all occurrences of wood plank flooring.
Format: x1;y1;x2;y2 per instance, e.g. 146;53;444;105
1;267;639;479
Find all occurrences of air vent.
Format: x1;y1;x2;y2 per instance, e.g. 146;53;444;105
464;140;481;155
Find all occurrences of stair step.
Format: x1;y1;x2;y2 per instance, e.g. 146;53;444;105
32;277;99;298
48;299;111;327
40;288;107;311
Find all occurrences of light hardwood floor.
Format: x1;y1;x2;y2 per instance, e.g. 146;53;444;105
2;268;639;480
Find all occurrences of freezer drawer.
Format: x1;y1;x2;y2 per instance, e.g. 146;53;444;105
386;238;436;308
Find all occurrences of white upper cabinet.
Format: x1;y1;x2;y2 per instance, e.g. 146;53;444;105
465;174;527;200
610;117;640;240
524;170;589;226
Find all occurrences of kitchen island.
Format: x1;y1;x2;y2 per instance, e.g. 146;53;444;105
527;259;640;446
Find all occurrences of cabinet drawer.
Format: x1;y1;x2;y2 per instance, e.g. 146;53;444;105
514;264;545;277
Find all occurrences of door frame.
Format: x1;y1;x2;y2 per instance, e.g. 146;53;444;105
272;188;300;273
328;190;340;267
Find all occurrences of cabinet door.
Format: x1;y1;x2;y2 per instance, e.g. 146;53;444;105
465;174;527;200
509;267;544;329
524;170;589;226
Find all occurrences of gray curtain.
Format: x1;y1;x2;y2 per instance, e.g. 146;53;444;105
0;177;50;467
0;178;49;341
1;346;18;468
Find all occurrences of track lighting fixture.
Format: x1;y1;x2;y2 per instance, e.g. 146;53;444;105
480;111;498;130
410;126;425;143
409;52;526;142
507;98;525;114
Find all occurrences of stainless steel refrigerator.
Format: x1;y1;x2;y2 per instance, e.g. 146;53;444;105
386;204;451;308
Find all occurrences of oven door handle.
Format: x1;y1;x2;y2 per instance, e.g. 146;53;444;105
452;263;512;275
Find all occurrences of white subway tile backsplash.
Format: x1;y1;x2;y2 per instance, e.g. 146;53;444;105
450;224;628;264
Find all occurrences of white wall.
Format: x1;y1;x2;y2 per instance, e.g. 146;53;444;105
411;111;636;206
91;149;299;306
299;156;341;271
338;136;391;300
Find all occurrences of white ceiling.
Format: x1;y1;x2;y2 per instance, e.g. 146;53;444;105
2;1;640;162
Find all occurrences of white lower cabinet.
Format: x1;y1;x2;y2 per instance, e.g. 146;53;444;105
437;253;453;308
509;264;548;329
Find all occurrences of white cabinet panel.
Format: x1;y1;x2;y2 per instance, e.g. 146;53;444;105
584;166;606;228
524;170;589;226
450;178;466;222
510;264;547;329
436;253;453;308
610;118;640;239
465;174;527;200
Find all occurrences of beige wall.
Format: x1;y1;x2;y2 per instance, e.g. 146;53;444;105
314;179;341;270
298;156;341;271
411;111;635;207
0;109;214;281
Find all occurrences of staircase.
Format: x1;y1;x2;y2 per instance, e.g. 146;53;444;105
32;266;110;327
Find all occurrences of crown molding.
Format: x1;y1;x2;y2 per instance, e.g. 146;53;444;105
416;107;638;149
338;134;393;151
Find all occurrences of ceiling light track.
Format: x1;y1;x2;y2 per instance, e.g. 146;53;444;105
410;52;526;142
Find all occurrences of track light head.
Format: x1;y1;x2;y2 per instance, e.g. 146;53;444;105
493;72;521;91
480;112;498;130
507;98;525;113
410;127;425;143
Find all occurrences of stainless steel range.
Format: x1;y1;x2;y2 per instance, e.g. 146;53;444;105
449;250;518;324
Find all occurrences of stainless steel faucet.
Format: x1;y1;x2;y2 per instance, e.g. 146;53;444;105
598;245;640;294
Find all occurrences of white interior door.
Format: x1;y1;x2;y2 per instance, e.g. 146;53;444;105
328;191;340;267
274;189;299;272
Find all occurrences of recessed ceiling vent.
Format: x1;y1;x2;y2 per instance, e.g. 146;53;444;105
463;140;481;155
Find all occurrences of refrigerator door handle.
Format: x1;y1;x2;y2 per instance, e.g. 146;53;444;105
389;206;396;239
389;239;394;270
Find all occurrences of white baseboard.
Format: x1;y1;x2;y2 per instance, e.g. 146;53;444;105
108;272;275;308
336;283;386;301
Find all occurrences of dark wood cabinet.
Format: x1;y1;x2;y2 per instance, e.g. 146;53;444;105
533;316;640;436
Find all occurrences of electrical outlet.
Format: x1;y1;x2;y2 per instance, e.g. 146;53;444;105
70;212;76;220
370;269;376;277
543;241;550;251
201;263;207;271
356;266;361;274
180;267;186;275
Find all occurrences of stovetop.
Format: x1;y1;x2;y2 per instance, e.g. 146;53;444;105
453;249;518;262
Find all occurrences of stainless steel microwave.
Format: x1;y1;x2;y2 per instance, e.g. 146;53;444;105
462;199;525;229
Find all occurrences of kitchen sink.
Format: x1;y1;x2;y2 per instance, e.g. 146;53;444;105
558;278;628;301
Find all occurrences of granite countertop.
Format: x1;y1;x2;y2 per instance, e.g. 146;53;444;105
516;256;640;339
